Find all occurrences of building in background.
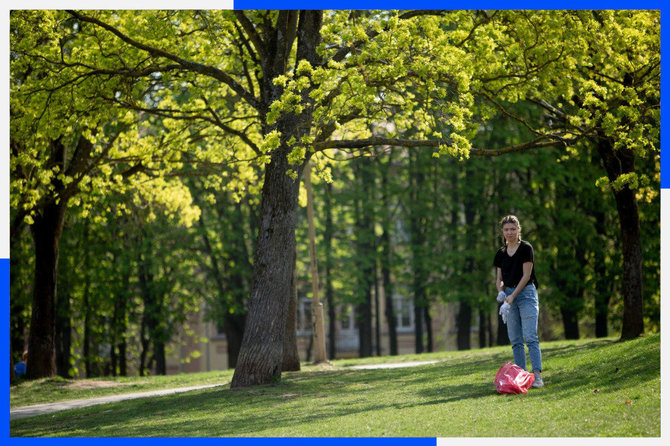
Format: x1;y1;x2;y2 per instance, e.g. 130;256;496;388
166;294;484;374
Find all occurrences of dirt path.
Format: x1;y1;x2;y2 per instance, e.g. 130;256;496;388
10;383;225;421
10;360;440;420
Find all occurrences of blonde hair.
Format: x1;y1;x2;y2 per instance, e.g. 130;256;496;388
500;215;521;246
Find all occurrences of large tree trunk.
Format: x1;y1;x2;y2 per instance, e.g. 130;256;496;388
595;137;644;339
282;245;301;371
615;186;644;339
231;151;304;387
26;201;67;379
231;10;323;387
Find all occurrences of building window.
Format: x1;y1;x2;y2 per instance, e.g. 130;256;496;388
393;294;414;333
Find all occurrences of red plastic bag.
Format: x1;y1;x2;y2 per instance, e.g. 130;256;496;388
495;362;535;394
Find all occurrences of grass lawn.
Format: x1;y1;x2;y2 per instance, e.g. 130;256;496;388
10;334;660;437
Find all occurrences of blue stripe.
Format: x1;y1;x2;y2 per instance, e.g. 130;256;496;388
662;10;668;189
2;258;8;439
7;439;436;444
233;1;665;8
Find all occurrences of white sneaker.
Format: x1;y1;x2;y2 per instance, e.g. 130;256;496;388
531;371;544;388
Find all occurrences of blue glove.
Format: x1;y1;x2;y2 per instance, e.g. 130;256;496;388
499;302;511;324
496;291;507;303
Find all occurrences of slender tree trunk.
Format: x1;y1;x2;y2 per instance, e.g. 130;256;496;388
380;155;398;356
154;338;167;376
324;181;337;359
595;137;644;340
223;315;246;369
82;226;94;377
138;238;165;375
381;228;398;356
496;302;509;345
561;307;580;340
478;310;488;348
423;306;433;353
457;301;472;350
488;312;495;347
374;269;381;356
409;150;427;354
353;157;375;358
118;341;127;376
110;264;130;376
139;318;149;376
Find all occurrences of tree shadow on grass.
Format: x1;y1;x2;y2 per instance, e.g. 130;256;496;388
11;336;659;437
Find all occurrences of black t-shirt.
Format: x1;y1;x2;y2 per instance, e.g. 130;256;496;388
493;240;538;289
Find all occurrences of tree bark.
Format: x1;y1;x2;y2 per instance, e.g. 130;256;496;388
26;201;66;379
595;137;644;339
231;10;322;387
282;245;301;371
231;151;304;386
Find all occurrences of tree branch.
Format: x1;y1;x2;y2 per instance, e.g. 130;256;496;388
67;10;262;111
233;11;267;61
312;135;568;157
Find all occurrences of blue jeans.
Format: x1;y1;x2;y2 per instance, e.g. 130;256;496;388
505;284;542;373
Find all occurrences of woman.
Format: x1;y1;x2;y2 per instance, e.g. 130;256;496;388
493;215;544;388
